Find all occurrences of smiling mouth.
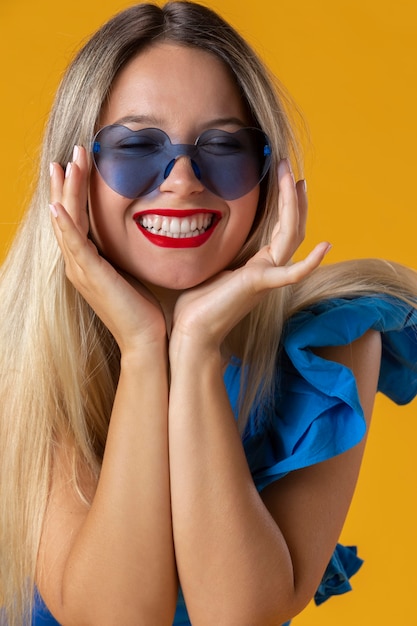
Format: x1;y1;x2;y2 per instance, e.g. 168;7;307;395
139;212;214;237
133;209;220;248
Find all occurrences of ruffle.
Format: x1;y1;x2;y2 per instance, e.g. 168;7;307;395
280;544;364;625
223;295;417;493
314;543;363;606
283;296;417;405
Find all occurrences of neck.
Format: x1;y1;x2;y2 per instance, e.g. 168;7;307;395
145;283;183;337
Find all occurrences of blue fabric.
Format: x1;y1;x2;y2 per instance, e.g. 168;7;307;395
233;295;417;492
314;544;363;606
173;588;189;625
32;592;60;625
31;295;417;625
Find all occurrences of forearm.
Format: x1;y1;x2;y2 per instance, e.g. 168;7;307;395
57;346;177;625
169;342;296;626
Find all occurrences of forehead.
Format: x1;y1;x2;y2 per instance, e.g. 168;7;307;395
100;42;250;132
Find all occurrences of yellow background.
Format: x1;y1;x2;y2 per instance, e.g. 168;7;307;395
1;0;416;623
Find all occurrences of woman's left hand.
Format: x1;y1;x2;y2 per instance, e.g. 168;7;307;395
171;160;330;352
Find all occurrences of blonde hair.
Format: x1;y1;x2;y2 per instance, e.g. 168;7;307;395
1;2;416;624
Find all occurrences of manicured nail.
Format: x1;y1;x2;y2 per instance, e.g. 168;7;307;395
324;242;332;255
49;162;54;177
73;145;79;161
49;203;58;218
65;162;72;178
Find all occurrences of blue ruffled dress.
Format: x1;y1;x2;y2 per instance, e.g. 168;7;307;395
32;295;417;625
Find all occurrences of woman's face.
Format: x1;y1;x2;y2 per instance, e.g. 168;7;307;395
89;43;260;291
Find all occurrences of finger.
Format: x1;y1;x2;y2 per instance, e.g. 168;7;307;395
49;201;93;272
284;241;331;283
49;200;65;253
49;200;166;349
71;145;89;218
60;146;90;232
50;161;65;205
50;200;118;307
50;200;121;323
263;241;332;289
269;159;301;266
50;151;88;223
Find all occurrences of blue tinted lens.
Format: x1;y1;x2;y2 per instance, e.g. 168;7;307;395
92;125;271;200
92;127;170;199
194;128;271;200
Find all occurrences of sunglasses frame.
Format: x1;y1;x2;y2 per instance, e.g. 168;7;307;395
92;125;272;200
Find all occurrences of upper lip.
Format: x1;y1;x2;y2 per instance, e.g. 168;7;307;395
133;208;221;218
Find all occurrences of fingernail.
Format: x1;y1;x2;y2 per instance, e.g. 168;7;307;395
65;162;72;179
73;145;79;162
301;179;307;193
49;162;54;177
324;242;332;255
49;203;58;218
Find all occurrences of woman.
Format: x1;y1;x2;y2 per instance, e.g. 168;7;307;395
1;2;416;625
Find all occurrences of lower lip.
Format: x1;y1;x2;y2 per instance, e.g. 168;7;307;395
134;216;219;248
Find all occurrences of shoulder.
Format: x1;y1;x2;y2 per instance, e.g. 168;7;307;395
240;295;417;491
314;329;381;425
283;294;417;404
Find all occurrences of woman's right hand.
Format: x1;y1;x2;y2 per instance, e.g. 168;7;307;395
49;146;167;354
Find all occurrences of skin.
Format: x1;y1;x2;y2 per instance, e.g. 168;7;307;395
39;43;382;625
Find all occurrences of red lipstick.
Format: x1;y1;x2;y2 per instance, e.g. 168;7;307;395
133;209;220;248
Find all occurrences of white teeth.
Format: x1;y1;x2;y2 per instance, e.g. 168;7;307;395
180;218;190;234
138;213;214;238
170;218;181;234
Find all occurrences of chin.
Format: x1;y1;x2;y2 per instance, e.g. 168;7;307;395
153;276;206;291
145;267;217;292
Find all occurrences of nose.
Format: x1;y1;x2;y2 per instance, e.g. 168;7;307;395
159;155;205;196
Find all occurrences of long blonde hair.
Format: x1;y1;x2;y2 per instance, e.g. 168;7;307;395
1;2;417;624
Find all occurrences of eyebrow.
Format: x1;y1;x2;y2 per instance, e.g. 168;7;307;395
202;116;248;128
111;115;248;129
112;114;161;126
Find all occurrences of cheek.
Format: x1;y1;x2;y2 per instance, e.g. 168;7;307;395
88;173;130;256
222;189;260;268
229;187;260;238
88;175;135;267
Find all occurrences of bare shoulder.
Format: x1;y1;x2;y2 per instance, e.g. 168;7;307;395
314;327;382;365
314;328;382;420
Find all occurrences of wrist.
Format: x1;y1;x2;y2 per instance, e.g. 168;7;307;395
169;333;222;371
120;338;169;371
